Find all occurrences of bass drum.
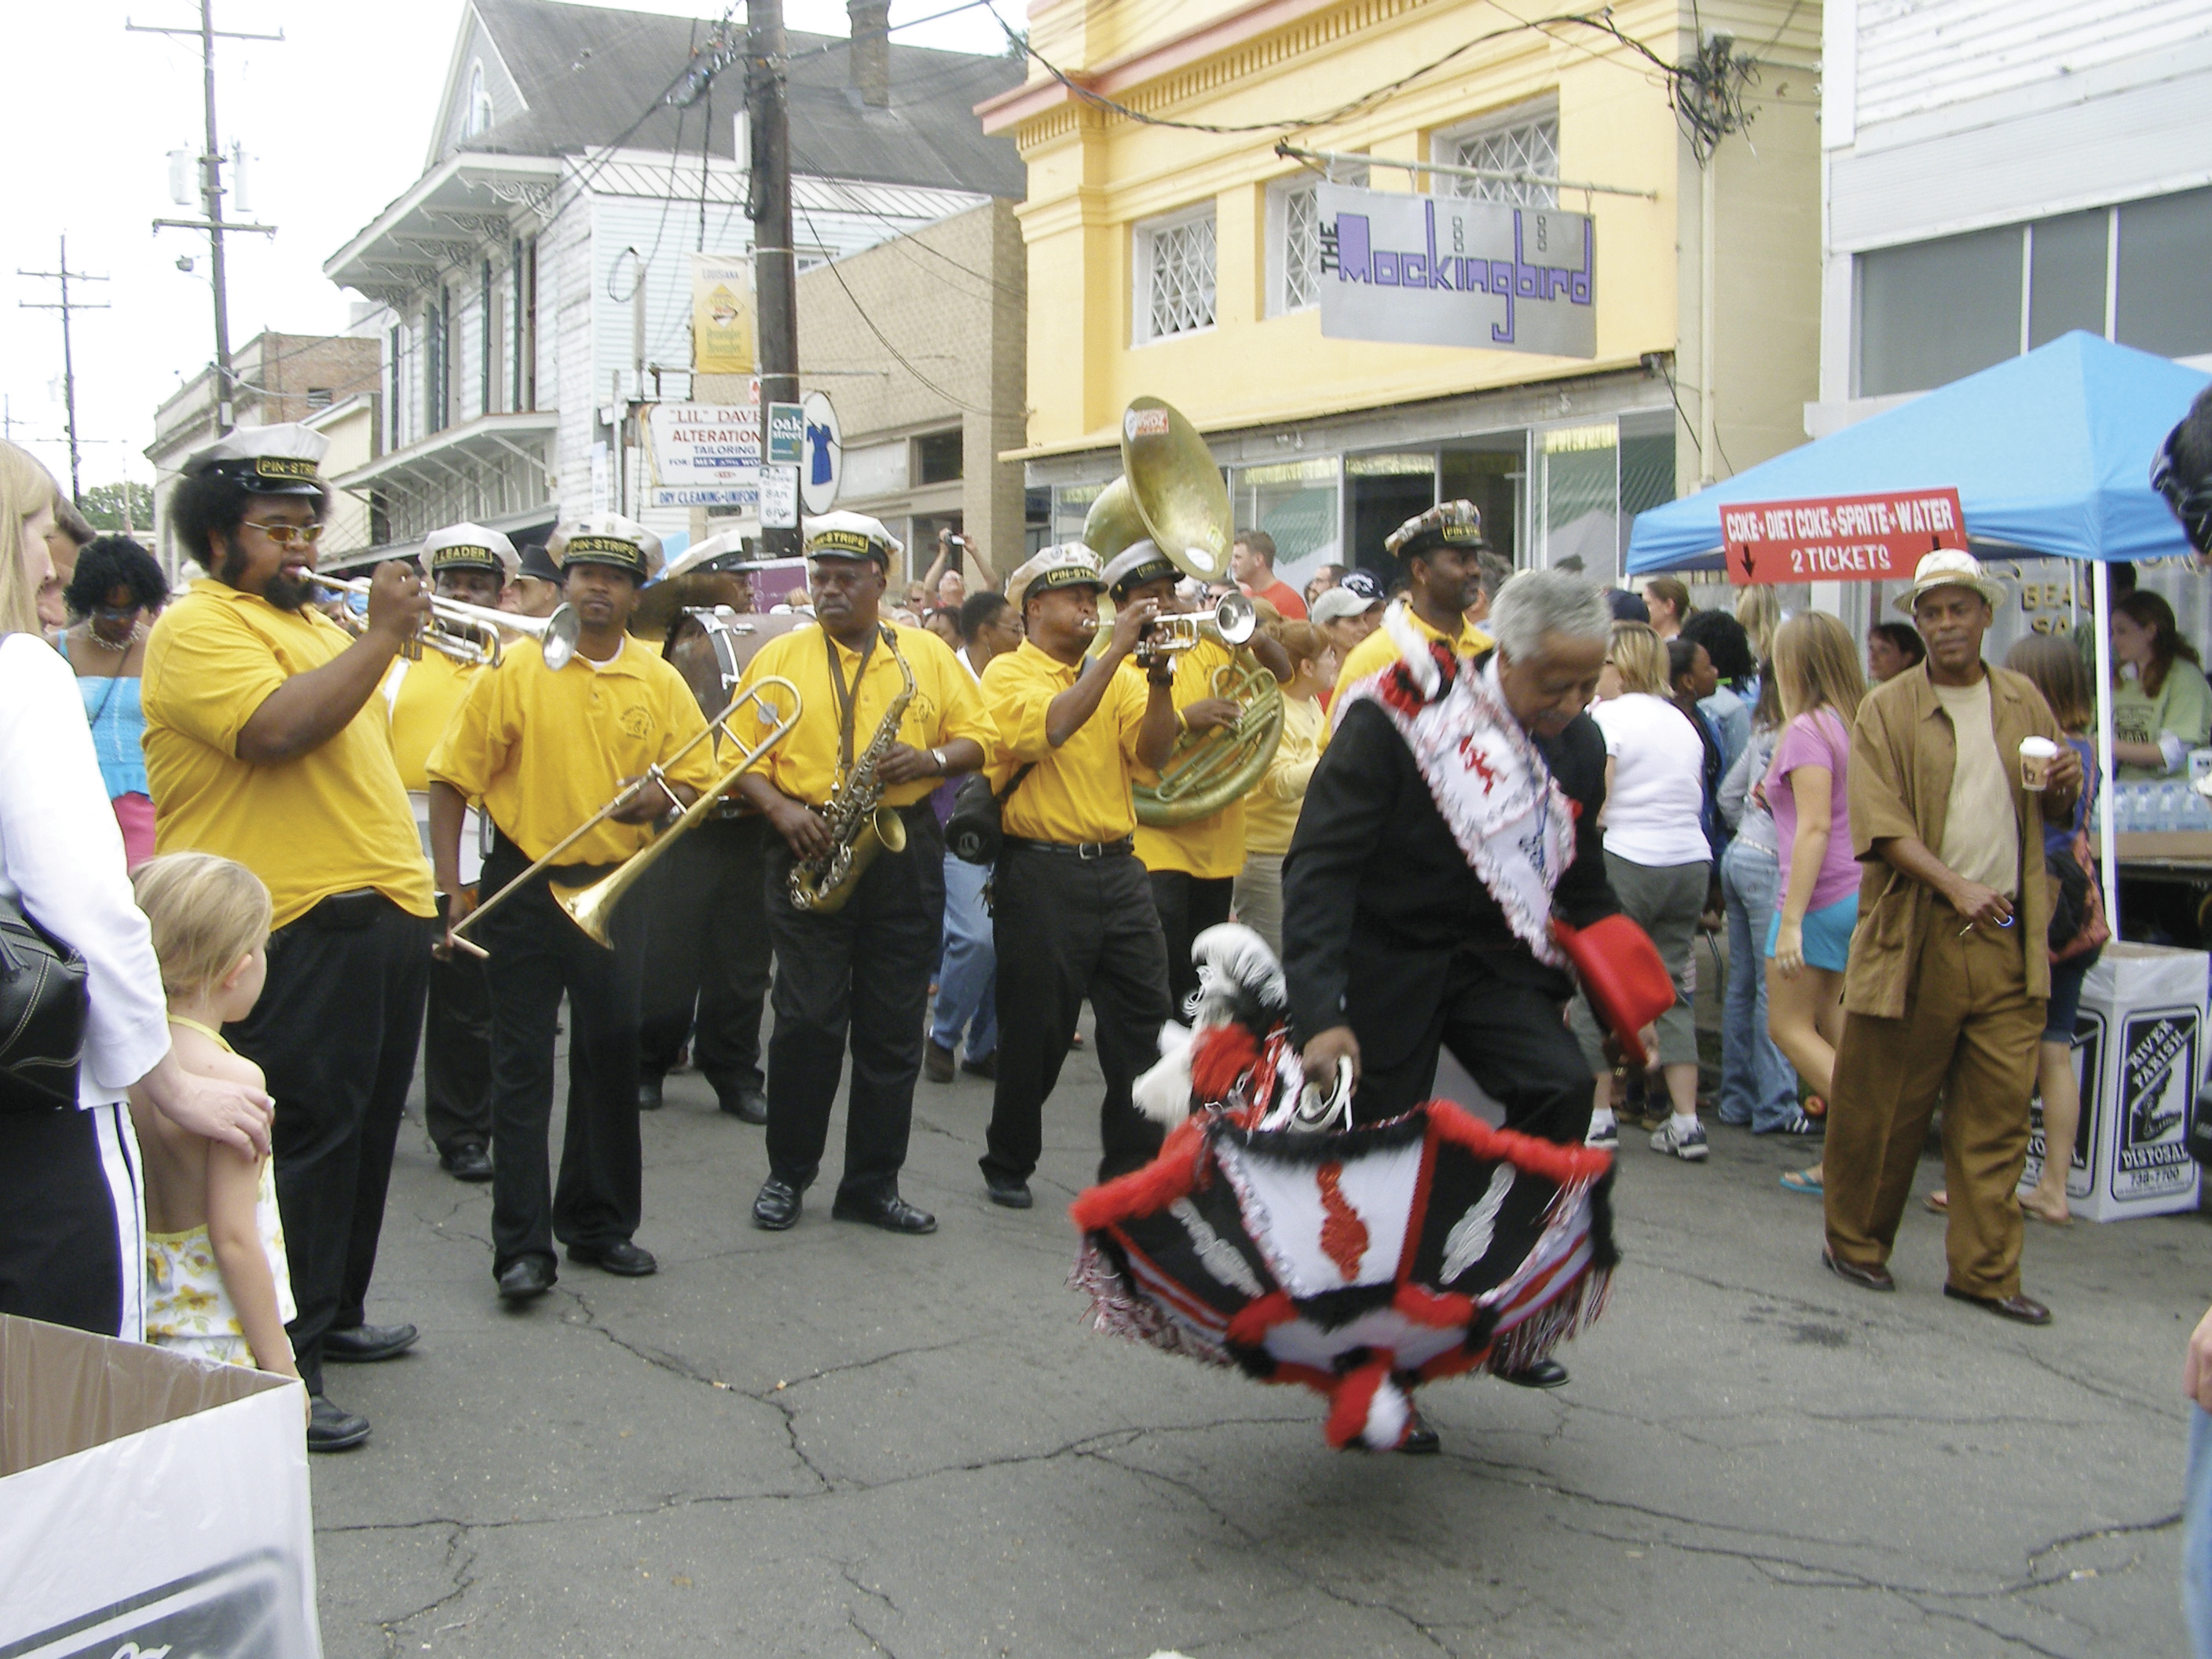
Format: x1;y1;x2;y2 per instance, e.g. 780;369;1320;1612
665;606;811;720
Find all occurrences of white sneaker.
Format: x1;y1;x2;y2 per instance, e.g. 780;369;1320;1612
1585;1115;1619;1151
1650;1117;1709;1161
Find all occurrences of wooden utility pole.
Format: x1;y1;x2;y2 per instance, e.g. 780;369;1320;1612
130;0;280;438
17;236;108;504
747;0;800;561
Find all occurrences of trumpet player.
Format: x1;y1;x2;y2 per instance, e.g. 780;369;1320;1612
141;423;436;1452
976;546;1181;1208
1101;543;1292;1016
425;516;715;1304
383;524;515;1186
731;514;992;1236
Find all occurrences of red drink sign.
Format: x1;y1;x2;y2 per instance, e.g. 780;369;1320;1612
1721;488;1966;585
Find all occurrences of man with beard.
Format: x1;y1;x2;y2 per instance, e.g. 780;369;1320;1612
427;516;716;1304
141;423;436;1454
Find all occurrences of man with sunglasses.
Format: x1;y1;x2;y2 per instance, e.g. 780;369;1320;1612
141;423;437;1454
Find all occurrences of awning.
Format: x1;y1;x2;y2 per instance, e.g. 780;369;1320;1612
1627;332;2212;573
324;153;562;303
331;411;558;497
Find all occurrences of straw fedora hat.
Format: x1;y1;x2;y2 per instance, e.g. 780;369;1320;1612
1893;549;2006;613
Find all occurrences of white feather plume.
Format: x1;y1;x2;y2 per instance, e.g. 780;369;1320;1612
1133;1019;1199;1125
1188;922;1287;1024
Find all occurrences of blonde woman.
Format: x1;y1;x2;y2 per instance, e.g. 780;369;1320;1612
1234;621;1335;954
1736;584;1781;666
1580;621;1714;1159
0;441;273;1339
1763;611;1866;1193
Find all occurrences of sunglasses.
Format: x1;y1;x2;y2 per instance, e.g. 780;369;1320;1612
241;520;325;549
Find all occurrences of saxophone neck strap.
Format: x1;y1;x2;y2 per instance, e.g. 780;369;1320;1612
822;624;886;774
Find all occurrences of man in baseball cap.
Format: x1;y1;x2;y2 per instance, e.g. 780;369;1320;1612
1312;569;1386;665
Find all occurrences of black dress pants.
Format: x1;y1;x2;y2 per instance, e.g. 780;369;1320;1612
0;1104;134;1339
639;815;773;1103
985;844;1171;1185
762;807;943;1203
1148;868;1235;1016
1350;949;1596;1145
474;832;648;1277
226;892;429;1397
423;914;493;1155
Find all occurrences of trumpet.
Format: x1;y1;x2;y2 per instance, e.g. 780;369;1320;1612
309;574;580;672
1134;591;1258;664
447;678;800;956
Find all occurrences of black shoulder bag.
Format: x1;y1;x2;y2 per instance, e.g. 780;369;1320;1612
945;763;1037;866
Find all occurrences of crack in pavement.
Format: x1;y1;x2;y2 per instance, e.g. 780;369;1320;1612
370;1520;477;1659
1312;1579;1456;1656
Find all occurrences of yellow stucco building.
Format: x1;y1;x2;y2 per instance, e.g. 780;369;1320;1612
981;0;1821;584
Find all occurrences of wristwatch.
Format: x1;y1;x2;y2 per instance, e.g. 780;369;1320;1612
931;747;948;775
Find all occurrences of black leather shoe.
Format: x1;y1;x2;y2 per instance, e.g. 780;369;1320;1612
324;1322;419;1364
1943;1284;2051;1325
960;1050;998;1079
983;1171;1033;1209
307;1394;371;1452
568;1239;657;1276
722;1085;769;1125
1822;1248;1896;1293
832;1193;938;1234
498;1257;555;1302
925;1040;957;1084
1496;1358;1569;1390
753;1177;802;1230
638;1074;665;1111
440;1142;493;1182
1398;1406;1440;1454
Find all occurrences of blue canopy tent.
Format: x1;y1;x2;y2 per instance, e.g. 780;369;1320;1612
1626;331;2210;574
1624;330;2212;932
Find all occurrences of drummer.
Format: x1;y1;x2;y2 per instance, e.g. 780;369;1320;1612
632;537;778;1125
383;522;514;1184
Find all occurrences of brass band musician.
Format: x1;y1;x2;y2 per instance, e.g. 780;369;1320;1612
733;514;994;1236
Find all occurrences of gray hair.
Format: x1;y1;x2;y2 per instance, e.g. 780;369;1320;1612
1489;569;1613;662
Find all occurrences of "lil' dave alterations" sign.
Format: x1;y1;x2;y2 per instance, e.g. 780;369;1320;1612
1317;183;1595;358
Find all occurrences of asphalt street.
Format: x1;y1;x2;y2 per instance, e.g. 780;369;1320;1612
311;1020;2208;1657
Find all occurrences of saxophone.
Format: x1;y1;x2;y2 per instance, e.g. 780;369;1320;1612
787;625;917;914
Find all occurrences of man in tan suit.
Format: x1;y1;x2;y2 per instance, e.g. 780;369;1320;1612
1822;551;2082;1324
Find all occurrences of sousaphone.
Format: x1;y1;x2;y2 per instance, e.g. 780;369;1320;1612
1084;397;1283;827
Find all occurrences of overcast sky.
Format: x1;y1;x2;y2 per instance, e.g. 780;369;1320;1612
0;0;1017;493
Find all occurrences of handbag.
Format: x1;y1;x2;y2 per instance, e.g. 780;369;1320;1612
2048;825;2110;962
0;890;90;1111
945;763;1035;866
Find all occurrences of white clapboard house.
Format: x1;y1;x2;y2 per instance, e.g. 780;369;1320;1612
321;0;1023;564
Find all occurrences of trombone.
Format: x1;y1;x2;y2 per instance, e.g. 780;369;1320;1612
309;573;580;672
445;677;802;957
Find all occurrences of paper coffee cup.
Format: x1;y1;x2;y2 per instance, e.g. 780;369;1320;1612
2019;735;2058;791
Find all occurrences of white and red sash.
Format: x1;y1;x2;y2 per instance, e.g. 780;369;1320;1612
1336;604;1575;969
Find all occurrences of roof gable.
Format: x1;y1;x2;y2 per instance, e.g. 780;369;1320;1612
427;5;529;170
453;0;1024;196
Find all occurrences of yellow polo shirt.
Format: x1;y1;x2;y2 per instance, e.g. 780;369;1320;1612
982;639;1155;844
425;637;716;870
734;621;993;809
141;580;436;930
383;651;480;793
1122;638;1247;881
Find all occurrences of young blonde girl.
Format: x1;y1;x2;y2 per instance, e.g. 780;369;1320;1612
128;853;299;1381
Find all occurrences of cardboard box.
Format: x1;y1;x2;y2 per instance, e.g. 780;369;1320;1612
0;1313;321;1657
2023;942;2206;1222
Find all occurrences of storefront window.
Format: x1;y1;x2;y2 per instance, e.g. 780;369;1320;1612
1345;452;1437;576
1232;457;1340;589
1536;421;1618;578
1052;483;1103;548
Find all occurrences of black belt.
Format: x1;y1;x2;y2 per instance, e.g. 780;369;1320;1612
1003;833;1134;860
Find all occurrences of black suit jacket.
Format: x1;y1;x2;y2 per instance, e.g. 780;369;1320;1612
1280;660;1618;1046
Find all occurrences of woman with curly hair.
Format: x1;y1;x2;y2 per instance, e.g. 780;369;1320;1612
60;535;170;867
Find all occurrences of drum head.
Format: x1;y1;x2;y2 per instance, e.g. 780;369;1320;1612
665;606;811;717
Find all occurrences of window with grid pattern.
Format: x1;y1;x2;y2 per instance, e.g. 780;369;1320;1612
1445;115;1559;209
1281;183;1321;311
1141;211;1217;341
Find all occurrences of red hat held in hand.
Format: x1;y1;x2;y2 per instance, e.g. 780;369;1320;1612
1552;914;1676;1069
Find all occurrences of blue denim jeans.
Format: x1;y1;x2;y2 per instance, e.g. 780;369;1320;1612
931;851;997;1060
1719;838;1800;1130
2188;1405;2212;1657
